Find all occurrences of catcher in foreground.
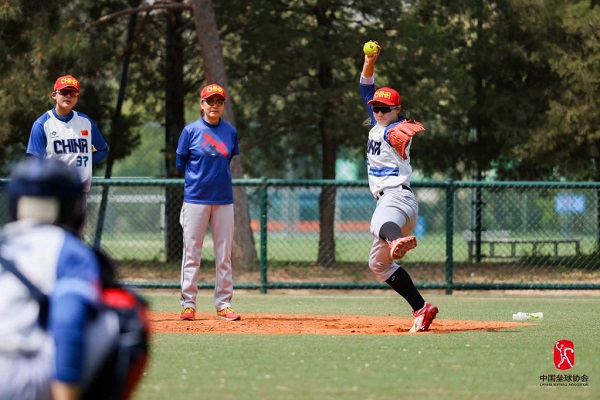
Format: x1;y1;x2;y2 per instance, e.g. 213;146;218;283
359;40;438;332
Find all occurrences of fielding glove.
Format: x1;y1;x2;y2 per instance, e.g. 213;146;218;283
385;120;425;160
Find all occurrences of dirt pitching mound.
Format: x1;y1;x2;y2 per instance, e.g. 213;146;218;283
150;312;528;335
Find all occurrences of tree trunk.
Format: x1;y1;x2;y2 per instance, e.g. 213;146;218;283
164;5;185;262
315;2;336;267
192;0;258;270
317;69;337;268
472;0;485;264
317;139;337;267
596;189;600;255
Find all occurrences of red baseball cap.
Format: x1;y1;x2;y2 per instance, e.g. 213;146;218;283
367;87;401;106
54;75;80;92
200;84;226;100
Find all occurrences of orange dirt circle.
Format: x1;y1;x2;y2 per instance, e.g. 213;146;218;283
150;312;528;335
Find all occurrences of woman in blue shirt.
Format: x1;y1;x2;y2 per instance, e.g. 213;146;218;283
176;84;241;322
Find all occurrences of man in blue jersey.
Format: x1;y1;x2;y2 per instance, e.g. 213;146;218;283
26;75;109;192
0;158;117;400
176;83;241;322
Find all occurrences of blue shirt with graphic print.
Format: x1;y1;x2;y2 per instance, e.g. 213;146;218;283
175;117;239;204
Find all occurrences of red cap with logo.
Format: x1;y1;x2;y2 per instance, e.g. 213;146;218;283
200;84;226;100
367;87;401;106
54;75;80;92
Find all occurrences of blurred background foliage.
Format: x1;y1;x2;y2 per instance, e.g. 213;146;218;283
0;0;598;182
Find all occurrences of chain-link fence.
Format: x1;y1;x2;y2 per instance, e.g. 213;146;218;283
1;179;599;292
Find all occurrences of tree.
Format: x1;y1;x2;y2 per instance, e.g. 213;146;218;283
516;0;600;253
162;2;187;262
215;0;413;266
407;0;599;183
82;0;258;267
192;0;258;268
517;0;600;180
3;0;599;263
389;0;561;181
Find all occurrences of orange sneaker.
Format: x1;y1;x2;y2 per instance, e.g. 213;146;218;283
216;307;241;321
180;307;195;321
389;236;417;259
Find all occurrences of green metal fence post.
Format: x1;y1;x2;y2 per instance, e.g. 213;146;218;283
445;180;455;295
259;177;269;294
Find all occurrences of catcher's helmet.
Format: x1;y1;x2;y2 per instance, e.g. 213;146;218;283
6;157;85;233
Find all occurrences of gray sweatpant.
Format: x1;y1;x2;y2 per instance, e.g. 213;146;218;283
368;187;418;282
180;202;235;311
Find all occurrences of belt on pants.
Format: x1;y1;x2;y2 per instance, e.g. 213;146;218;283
375;185;412;200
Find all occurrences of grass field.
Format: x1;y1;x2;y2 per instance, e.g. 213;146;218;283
94;232;597;266
133;290;599;400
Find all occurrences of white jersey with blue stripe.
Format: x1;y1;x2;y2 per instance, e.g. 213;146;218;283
361;77;413;197
0;220;102;389
0;221;100;355
0;223;62;355
366;122;412;197
27;109;103;191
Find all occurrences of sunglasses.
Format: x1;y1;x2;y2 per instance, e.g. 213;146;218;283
202;98;225;107
55;89;80;97
372;106;399;114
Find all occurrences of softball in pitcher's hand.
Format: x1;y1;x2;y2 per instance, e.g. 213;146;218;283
363;41;378;56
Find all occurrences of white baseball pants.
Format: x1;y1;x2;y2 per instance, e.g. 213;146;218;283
368;188;418;282
180;202;235;311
